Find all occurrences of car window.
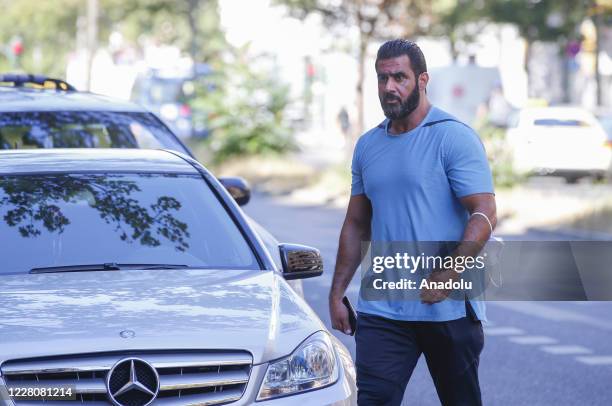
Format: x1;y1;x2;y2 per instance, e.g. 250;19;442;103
0;111;190;154
0;173;259;275
533;118;590;127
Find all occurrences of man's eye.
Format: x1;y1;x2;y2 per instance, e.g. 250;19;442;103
378;75;387;82
393;74;405;82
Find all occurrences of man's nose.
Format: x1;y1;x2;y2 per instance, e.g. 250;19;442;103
385;78;398;94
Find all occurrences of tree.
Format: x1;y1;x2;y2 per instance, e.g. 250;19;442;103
484;0;588;98
429;0;486;62
589;0;612;106
276;0;433;140
102;0;226;64
0;0;226;78
0;0;82;76
193;46;295;164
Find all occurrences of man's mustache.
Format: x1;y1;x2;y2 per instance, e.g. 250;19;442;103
383;94;401;103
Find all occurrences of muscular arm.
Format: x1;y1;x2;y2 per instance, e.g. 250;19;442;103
329;194;372;333
455;192;497;256
330;194;372;300
421;192;497;304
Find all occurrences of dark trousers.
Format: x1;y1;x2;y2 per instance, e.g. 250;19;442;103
355;304;484;406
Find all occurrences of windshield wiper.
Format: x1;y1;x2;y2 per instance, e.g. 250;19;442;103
29;263;190;274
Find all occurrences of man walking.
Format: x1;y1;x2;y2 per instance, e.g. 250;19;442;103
329;39;497;405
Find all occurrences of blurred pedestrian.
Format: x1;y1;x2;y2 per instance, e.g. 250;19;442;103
487;83;512;128
329;39;497;405
337;106;351;138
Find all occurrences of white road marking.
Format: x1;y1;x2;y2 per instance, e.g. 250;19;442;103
490;301;612;331
508;335;558;345
483;327;524;336
575;356;612;365
540;345;592;355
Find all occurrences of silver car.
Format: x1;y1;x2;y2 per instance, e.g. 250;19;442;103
0;149;356;406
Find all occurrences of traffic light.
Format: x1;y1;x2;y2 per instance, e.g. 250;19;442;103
11;39;23;57
7;36;23;68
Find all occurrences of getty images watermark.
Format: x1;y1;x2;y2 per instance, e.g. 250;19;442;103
360;240;612;301
371;250;487;291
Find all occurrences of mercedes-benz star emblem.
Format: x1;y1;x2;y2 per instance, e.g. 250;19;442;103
106;358;160;406
119;330;136;339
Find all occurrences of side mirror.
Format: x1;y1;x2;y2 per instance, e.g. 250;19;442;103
219;177;251;206
279;243;323;280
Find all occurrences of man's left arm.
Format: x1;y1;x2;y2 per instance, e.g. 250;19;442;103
455;192;497;253
420;193;497;304
421;125;497;304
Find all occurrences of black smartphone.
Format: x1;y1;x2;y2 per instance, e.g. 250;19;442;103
342;296;357;336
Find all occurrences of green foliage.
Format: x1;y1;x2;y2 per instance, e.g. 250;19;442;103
0;0;82;75
276;0;433;41
484;0;587;43
0;0;292;164
0;0;225;76
476;122;525;189
192;48;295;164
429;0;487;59
102;0;226;62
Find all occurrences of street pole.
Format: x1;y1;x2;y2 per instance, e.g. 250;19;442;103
594;12;602;107
86;0;98;91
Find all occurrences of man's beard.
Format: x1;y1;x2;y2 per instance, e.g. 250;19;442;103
381;85;420;120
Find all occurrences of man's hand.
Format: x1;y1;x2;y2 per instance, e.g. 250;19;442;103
419;269;456;305
329;297;353;335
420;193;496;305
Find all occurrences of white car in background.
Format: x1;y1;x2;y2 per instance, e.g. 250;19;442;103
506;106;612;183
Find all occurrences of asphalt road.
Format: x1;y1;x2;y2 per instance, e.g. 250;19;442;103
245;193;612;406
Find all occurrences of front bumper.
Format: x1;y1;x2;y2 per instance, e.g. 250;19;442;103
0;361;356;406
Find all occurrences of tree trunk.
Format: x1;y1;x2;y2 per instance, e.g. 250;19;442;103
187;0;200;63
524;38;533;98
594;14;602;107
85;0;98;92
561;42;571;104
355;35;367;148
449;35;458;63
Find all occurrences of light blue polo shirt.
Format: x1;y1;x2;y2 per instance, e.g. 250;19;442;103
352;106;494;321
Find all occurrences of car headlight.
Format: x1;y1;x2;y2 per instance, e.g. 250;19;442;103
257;331;339;401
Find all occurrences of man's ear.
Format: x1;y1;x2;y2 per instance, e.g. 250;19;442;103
419;72;429;91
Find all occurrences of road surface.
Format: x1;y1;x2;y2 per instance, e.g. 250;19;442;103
245;193;612;406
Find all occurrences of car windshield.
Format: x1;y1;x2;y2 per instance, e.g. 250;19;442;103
0;173;259;275
0;111;190;154
533;118;590;127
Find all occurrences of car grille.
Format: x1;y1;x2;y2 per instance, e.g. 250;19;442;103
1;351;252;405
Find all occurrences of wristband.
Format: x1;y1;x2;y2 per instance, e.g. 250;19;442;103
471;211;493;234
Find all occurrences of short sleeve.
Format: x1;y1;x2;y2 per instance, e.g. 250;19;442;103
351;139;365;196
442;126;494;198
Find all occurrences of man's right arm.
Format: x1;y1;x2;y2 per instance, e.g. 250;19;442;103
329;194;372;334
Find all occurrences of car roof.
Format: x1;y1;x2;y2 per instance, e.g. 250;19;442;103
0;87;148;113
0;149;199;175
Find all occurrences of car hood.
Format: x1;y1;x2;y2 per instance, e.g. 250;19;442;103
0;269;324;365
